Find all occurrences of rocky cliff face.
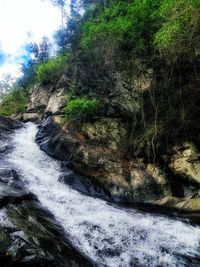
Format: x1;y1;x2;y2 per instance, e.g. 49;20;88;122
21;84;67;123
36;116;172;203
22;72;200;211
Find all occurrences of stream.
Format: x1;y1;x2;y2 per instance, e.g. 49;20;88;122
5;122;200;267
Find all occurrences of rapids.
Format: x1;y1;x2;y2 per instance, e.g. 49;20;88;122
6;123;200;267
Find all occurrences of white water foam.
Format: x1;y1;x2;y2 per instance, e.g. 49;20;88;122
6;123;200;267
0;208;14;228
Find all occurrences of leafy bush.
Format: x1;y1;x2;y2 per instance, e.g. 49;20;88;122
64;97;100;121
36;55;67;84
0;86;29;116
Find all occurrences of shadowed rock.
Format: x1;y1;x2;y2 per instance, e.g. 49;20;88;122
0;167;94;267
0;116;22;133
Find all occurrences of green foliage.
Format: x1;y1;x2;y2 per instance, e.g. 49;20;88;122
81;0;160;58
79;0;200;65
3;0;198;158
154;0;200;60
0;86;29;116
64;97;100;121
36;55;67;84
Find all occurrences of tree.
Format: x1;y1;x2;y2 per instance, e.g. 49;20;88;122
39;37;51;62
29;42;39;59
51;0;66;28
0;74;15;98
54;0;82;52
17;38;53;88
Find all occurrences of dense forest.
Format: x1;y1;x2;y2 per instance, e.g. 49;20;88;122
1;0;200;161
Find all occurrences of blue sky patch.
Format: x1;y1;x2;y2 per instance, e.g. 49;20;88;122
0;52;5;66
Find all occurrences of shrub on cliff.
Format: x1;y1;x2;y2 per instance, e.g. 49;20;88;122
64;97;100;121
36;55;67;85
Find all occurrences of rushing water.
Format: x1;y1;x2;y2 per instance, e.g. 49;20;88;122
6;123;200;267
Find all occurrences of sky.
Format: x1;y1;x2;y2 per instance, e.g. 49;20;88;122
0;0;64;80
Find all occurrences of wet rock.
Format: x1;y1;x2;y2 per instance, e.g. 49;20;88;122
36;116;80;160
0;168;37;207
0;116;20;159
7;202;93;267
0;167;93;267
0;145;9;154
0;116;22;133
0;223;71;267
0;169;23;188
59;170;110;200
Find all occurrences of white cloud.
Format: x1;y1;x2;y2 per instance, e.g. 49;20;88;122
0;64;20;79
0;0;63;79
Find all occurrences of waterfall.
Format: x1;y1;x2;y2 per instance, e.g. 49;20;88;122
7;122;200;267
